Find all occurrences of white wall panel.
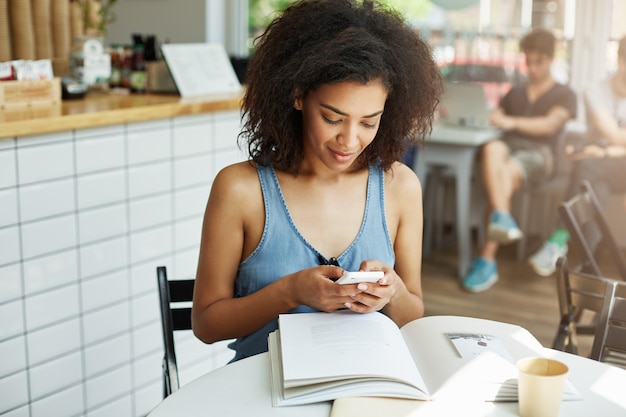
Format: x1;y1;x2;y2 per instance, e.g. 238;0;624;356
27;319;81;366
0;188;18;227
82;302;131;346
17;142;73;185
0;336;26;375
81;269;129;312
0;147;16;188
79;237;128;279
0;299;24;340
128;162;171;199
23;250;78;295
20;215;76;260
0;372;29;412
78;204;127;244
19;179;75;222
0;263;22;303
4;111;241;416
30;385;83;417
0;226;20;267
77;170;126;210
25;285;80;330
28;351;82;401
85;365;132;409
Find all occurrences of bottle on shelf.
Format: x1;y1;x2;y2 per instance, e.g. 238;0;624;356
130;44;147;93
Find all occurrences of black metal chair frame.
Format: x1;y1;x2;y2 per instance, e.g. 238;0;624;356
157;266;195;398
552;256;615;354
590;278;626;367
558;180;626;280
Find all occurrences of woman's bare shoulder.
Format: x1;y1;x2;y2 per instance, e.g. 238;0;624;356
384;161;422;197
210;161;262;203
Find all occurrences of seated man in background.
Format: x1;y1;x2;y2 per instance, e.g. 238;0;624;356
463;28;577;292
529;34;626;276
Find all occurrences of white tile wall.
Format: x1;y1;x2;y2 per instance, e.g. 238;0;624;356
84;333;131;377
81;269;129;312
172;116;213;157
174;154;213;188
77;170;126;210
17;141;73;185
132;321;162;358
174;185;209;220
133;381;161;417
0;187;18;227
1;111;241;417
19;178;75;223
30;385;84;417
128;161;171;199
79;237;128;279
174;216;203;251
130;261;167;296
0;336;26;375
129;226;172;264
23;250;78;295
0;146;17;188
25;284;80;330
132;350;162;388
173;252;198;281
127;123;171;165
0;226;20;266
129;194;172;232
0;371;29;412
20;214;77;260
1;406;29;417
0;299;24;340
28;351;82;401
27;319;82;366
85;365;132;409
131;291;160;327
82;302;130;346
214;110;243;151
87;395;133;417
78;204;127;244
75;132;125;175
0;262;22;303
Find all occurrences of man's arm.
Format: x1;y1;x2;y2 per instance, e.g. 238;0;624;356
587;108;626;147
490;105;572;138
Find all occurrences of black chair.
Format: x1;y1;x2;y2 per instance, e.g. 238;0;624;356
558;180;626;280
552;256;615;354
590;278;626;368
156;266;195;398
516;126;579;261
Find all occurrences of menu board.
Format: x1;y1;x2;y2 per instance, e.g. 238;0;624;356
161;43;242;97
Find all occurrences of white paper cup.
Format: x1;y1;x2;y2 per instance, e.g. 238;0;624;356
517;357;569;417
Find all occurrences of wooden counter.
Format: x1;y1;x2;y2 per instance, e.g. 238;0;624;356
0;89;243;139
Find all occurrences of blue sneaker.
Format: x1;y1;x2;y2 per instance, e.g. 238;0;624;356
463;258;498;292
487;210;523;244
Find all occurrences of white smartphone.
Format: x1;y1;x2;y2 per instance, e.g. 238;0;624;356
335;271;384;285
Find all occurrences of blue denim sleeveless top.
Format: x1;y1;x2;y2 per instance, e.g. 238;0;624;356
227;163;395;362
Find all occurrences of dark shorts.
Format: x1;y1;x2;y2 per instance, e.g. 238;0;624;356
504;137;553;186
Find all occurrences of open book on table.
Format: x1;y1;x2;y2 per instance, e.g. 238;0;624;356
268;311;581;407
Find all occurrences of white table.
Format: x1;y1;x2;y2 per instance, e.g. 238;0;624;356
414;123;501;279
147;318;626;417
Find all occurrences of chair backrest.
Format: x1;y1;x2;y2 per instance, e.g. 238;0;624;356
590;279;626;367
156;266;195;398
552;256;615;354
558;180;626;280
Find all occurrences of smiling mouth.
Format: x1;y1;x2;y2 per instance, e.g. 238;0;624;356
332;149;355;158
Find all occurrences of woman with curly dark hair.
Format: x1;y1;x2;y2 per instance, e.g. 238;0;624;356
192;0;442;362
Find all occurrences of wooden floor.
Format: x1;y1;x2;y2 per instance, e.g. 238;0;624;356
420;241;594;357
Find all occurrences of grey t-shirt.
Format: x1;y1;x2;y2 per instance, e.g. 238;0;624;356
584;78;626;143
